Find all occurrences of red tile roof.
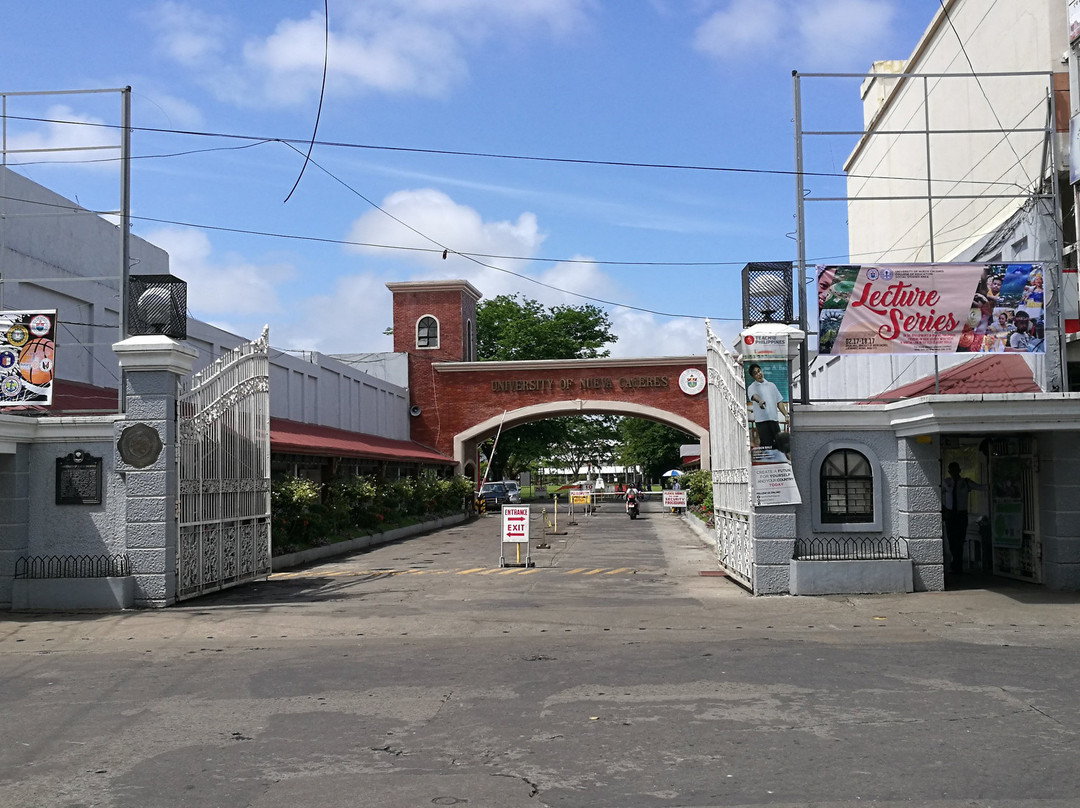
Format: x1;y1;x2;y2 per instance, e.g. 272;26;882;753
863;354;1040;402
269;417;455;465
5;380;454;465
3;379;121;415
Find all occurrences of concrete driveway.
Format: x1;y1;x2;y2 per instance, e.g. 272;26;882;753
3;508;1080;807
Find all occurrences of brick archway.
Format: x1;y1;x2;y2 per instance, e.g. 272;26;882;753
387;280;709;476
454;399;709;473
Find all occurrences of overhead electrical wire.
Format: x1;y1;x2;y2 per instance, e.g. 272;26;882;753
274;142;729;320
4;59;1049;326
282;0;328;203
0;112;1037;190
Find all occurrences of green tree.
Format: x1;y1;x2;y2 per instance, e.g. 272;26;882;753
476;294;616;361
476;295;618;479
617;417;694;482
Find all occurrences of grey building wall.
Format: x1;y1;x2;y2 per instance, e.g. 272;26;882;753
758;426;946;594
27;437;124;557
0;445;30;606
1037;433;1080;589
0;166;412;442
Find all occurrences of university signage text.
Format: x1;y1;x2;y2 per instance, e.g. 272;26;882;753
491;375;669;393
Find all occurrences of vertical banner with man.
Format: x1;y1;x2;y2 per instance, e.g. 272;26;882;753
741;333;800;506
0;310;57;407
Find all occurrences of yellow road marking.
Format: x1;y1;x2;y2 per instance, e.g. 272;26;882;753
272;566;643;579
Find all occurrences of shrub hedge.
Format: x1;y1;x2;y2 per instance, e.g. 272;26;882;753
271;473;475;554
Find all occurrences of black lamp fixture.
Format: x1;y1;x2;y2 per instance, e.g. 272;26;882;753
127;274;187;339
742;262;795;327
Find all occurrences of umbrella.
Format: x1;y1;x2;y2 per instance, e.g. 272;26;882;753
661;469;683;477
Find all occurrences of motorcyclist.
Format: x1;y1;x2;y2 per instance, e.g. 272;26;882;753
624;484;640;514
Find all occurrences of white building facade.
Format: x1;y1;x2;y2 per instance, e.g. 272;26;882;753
748;0;1080;594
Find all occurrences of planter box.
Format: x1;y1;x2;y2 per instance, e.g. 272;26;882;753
13;576;135;611
789;558;913;595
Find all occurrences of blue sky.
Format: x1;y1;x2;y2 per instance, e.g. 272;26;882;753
0;0;945;357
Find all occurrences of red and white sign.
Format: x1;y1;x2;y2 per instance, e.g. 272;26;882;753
502;506;530;543
662;491;687;508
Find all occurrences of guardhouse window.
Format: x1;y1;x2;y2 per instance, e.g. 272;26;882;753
416;316;439;349
820;449;873;523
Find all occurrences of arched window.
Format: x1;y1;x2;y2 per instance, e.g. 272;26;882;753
465;319;474;361
416;315;439;349
820;449;873;524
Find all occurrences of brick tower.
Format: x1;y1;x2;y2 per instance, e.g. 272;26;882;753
386;279;481;452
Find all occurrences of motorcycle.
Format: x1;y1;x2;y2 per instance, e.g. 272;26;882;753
625;490;640;520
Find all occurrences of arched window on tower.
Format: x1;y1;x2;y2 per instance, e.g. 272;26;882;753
416;315;439;349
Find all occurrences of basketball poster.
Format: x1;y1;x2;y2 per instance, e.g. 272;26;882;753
0;310;56;407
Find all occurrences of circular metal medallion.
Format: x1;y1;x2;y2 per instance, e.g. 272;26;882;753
118;423;163;468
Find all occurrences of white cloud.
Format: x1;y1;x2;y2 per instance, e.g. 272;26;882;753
5;106;118;168
798;0;896;66
142;227;291;320
290;273;394;353
694;0;898;69
142;192;710;359
143;1;229;66
693;0;782;59
346;188;546;267
148;0;593;106
135;90;205;130
608;309;707;358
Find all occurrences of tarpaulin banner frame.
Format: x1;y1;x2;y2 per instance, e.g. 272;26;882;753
817;263;1045;355
743;341;801;507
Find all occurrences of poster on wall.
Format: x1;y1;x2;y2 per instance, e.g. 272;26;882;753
1070;0;1080;44
743;346;801;506
817;263;1045;355
0;310;56;407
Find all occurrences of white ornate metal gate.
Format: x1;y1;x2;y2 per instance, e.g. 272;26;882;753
706;321;753;589
176;327;271;600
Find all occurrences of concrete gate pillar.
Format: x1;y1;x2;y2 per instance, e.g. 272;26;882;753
113;335;198;607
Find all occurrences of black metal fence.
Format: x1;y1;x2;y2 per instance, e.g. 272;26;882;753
793;537;908;561
14;554;131;579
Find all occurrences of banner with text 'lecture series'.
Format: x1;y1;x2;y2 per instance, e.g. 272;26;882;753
816;264;1045;356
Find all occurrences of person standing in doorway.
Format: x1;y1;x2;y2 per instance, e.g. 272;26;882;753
942;462;987;575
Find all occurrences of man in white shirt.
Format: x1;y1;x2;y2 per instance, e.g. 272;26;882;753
747;363;788;449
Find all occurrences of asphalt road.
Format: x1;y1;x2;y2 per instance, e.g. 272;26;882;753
3;505;1080;808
